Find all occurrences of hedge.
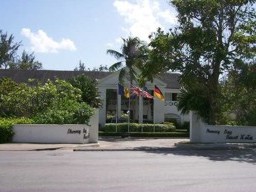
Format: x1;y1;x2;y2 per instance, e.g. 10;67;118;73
102;123;176;133
99;131;189;138
0;118;33;143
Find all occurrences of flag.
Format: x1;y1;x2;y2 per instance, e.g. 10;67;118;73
154;85;165;101
118;83;124;95
124;87;130;98
141;86;153;99
118;83;130;98
130;85;153;99
130;86;142;97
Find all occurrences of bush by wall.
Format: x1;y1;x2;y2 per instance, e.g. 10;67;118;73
0;78;94;124
99;131;189;138
102;123;176;133
0;118;33;143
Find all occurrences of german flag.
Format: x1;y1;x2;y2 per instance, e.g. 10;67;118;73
154;85;165;101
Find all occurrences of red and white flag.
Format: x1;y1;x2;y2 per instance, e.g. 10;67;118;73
130;85;153;99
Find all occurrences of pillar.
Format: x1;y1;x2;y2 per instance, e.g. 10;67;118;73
190;111;203;143
89;109;99;143
98;88;106;127
139;96;143;123
117;94;122;121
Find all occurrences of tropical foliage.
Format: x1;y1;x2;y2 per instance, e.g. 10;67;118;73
0;117;33;143
142;0;256;124
9;51;42;70
0;78;94;124
220;63;256;125
107;37;148;85
69;75;102;108
0;30;42;70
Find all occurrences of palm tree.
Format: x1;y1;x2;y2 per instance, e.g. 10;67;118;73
107;37;148;125
106;36;148;85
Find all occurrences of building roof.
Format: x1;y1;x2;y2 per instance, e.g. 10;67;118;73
158;72;181;89
0;69;180;89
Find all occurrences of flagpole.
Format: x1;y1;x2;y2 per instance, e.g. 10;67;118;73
116;84;118;133
153;97;155;132
128;84;131;133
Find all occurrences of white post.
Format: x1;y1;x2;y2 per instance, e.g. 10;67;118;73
139;95;143;124
153;98;155;132
117;94;122;120
98;88;106;127
116;92;121;132
190;111;203;143
89;109;99;143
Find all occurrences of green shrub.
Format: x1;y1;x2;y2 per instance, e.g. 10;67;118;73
0;117;33;143
0;78;94;124
102;123;175;133
33;102;94;124
99;131;189;138
69;75;102;108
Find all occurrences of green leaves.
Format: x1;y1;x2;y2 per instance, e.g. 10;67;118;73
69;75;102;108
0;30;42;70
107;36;148;85
142;0;256;124
220;63;256;125
0;78;94;124
0;30;21;69
0;117;33;143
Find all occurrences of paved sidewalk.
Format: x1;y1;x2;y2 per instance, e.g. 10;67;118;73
1;137;256;151
0;138;188;151
0;143;85;151
74;138;189;151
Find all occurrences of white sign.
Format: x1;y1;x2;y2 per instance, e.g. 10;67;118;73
12;109;99;144
202;125;256;143
13;124;89;144
190;111;256;143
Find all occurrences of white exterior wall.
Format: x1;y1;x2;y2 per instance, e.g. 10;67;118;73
190;111;256;143
13;124;89;144
97;72;169;125
164;89;189;123
12;110;99;144
88;109;99;143
154;98;165;123
98;88;106;127
97;71;190;126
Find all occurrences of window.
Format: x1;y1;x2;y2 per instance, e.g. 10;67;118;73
172;93;178;101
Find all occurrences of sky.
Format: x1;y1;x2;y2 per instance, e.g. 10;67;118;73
1;0;178;71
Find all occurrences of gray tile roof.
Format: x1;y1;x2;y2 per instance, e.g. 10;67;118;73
158;72;181;89
0;69;180;89
0;69;111;83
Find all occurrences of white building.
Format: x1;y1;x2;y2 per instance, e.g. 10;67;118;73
0;69;189;126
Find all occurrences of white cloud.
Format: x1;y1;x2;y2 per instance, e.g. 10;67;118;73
21;28;76;53
106;38;124;49
113;0;177;42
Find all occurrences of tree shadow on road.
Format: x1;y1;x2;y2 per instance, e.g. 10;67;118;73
134;146;256;164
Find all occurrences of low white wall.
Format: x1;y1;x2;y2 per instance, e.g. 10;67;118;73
201;125;256;143
190;111;256;143
12;124;89;144
12;109;99;144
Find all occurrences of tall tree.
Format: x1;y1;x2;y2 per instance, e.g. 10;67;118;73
107;37;148;85
0;30;21;69
74;60;87;71
9;51;42;70
69;75;102;108
143;0;256;124
220;62;256;125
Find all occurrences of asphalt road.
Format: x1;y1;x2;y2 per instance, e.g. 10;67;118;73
1;149;256;192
